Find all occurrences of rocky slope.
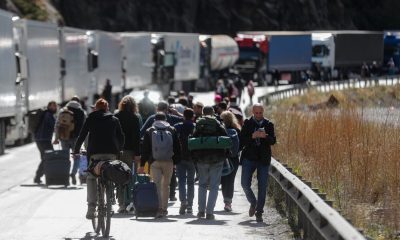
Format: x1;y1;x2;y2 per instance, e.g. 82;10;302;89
1;0;400;34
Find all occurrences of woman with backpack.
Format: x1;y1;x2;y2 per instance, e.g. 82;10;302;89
220;111;241;212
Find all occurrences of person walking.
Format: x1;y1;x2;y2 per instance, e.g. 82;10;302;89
191;106;228;220
53;96;86;185
102;79;112;104
114;96;141;213
174;108;196;215
140;101;183;201
138;90;156;123
240;103;276;222
139;112;181;218
33;101;58;184
73;98;125;219
220;111;241;212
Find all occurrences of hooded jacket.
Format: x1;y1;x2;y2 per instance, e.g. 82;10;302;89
74;110;124;158
240;116;276;165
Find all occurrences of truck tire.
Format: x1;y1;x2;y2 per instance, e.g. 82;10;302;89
0;120;5;155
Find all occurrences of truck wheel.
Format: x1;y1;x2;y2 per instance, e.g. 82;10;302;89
0;120;5;155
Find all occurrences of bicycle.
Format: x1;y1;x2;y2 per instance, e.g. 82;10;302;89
88;160;116;237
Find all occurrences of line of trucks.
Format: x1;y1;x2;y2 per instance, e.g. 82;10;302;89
0;8;398;154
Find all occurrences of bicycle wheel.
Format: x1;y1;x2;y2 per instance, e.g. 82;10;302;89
103;181;113;237
97;183;106;235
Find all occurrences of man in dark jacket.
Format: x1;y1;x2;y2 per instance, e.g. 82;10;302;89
54;97;86;185
191;106;228;220
240;103;276;223
140;101;183;201
138;112;181;218
34;101;57;184
73;98;124;219
174;108;196;215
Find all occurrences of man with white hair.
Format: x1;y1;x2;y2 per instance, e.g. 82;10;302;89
240;103;276;223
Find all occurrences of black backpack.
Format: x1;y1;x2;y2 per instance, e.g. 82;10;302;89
28;109;46;134
101;160;131;185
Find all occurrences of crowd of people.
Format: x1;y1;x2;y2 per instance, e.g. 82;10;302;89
32;85;276;223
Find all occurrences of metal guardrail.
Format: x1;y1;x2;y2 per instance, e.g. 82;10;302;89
269;158;366;240
260;75;400;104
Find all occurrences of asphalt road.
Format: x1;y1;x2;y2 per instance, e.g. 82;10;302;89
0;86;294;240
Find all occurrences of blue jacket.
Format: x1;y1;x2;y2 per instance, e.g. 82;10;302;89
34;110;56;141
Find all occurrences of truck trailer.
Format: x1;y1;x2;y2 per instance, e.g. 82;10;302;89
312;31;384;80
235;31;312;84
121;32;154;91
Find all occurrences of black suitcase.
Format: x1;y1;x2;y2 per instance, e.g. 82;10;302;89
132;178;159;218
43;150;70;186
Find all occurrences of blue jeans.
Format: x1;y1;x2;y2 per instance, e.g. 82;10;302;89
61;138;79;175
197;161;224;214
176;161;195;207
241;158;270;214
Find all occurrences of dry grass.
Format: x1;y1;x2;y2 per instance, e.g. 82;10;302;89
270;107;400;239
269;85;400;110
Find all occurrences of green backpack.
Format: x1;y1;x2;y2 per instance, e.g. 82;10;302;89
188;136;232;151
196;117;219;136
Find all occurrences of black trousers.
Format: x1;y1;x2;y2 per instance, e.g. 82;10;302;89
221;157;239;204
169;167;177;198
35;140;54;179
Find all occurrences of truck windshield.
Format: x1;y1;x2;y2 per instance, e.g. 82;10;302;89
312;45;330;57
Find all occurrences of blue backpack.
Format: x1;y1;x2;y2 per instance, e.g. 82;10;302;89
226;128;239;158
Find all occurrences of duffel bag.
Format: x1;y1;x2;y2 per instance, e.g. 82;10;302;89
188;136;232;151
101;160;131;185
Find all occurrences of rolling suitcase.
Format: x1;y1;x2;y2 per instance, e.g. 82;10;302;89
132;174;159;218
43;149;70;186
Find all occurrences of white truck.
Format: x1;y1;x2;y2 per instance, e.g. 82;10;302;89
87;30;122;107
120;32;154;91
151;33;200;94
59;27;91;102
0;9;18;153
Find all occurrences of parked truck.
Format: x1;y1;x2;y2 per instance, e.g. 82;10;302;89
198;35;239;90
121;32;154;92
0;9;18;154
59;27;91;102
235;31;312;85
312;31;384;80
87;30;123;107
151;33;200;95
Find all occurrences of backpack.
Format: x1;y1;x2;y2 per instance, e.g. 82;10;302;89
101;160;131;185
226;128;239;158
196;117;220;136
151;122;174;161
28;109;45;134
57;109;75;140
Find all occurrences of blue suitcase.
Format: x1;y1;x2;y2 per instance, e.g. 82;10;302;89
132;174;159;218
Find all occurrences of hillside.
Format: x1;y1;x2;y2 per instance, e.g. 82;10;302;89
1;0;400;34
